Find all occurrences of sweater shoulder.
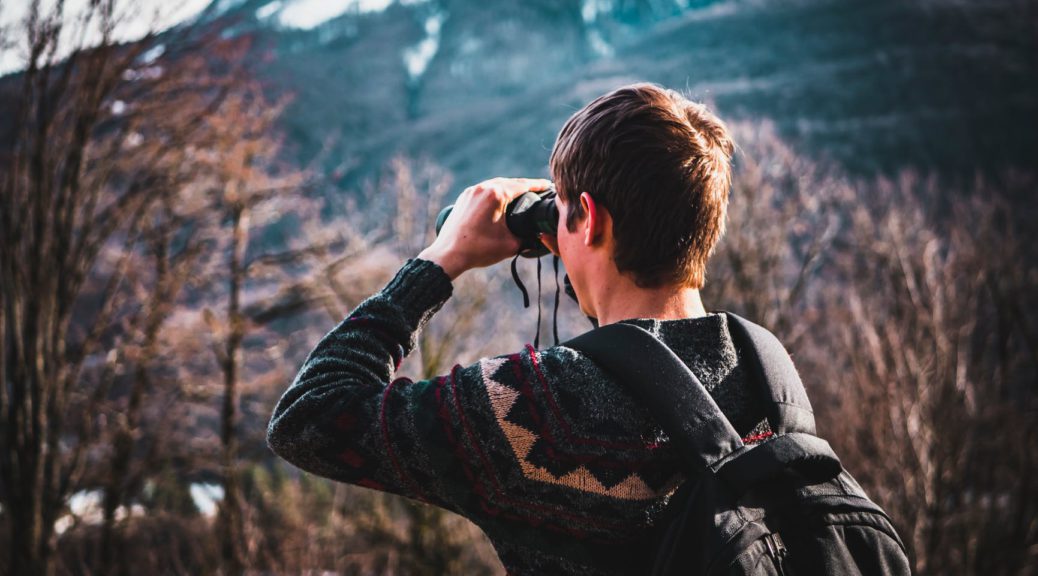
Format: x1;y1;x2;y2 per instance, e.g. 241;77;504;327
459;344;684;504
449;344;665;451
532;344;665;443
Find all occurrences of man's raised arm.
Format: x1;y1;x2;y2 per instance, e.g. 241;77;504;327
266;178;551;508
265;257;461;497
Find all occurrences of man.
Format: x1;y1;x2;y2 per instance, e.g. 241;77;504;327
266;83;767;575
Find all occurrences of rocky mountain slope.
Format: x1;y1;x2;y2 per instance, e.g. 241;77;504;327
201;0;1036;193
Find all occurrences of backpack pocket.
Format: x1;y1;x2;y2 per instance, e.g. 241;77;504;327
722;532;793;576
788;509;911;576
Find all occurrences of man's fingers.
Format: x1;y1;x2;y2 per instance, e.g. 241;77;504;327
528;178;554;191
515;177;553;190
469;178;552;194
465;178;554;223
468;178;544;207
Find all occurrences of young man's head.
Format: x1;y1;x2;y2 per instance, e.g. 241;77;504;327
549;83;734;291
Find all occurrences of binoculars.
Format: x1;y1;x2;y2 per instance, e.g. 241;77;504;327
434;183;585;322
434;184;559;258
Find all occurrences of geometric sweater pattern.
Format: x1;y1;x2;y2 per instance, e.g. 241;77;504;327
267;258;767;575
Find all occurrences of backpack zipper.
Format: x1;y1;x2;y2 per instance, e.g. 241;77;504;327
765;532;789;575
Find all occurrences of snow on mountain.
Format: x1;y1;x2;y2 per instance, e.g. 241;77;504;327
276;0;394;29
403;10;446;81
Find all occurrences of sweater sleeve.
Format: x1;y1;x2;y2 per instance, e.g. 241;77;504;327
266;256;686;552
266;257;474;511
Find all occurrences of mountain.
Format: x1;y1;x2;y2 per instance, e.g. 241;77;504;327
55;0;1038;193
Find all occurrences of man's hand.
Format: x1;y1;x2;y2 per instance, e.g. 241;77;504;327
418;177;553;280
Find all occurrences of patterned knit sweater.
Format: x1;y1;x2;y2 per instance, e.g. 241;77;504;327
266;258;767;575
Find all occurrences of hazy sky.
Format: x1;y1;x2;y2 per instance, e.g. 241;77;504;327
0;0;212;73
0;0;410;73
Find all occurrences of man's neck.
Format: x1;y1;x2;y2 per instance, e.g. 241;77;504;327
587;269;708;326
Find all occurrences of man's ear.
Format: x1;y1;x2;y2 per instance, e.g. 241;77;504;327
580;192;608;246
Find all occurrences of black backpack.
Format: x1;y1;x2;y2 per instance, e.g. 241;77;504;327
565;311;912;576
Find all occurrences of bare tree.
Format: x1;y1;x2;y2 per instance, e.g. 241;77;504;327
806;173;1038;574
96;190;210;575
0;2;248;573
183;82;306;576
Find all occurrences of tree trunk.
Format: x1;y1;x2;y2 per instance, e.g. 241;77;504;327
99;232;170;574
218;201;247;576
5;306;57;576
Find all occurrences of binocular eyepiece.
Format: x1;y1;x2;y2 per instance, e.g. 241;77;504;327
434;184;559;258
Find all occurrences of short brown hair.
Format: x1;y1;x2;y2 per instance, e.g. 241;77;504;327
549;83;734;289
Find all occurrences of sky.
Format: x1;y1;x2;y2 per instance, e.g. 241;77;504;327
0;0;402;74
0;0;211;74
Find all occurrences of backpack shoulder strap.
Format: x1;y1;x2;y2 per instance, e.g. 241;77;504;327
565;316;842;494
722;312;816;435
564;323;743;472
